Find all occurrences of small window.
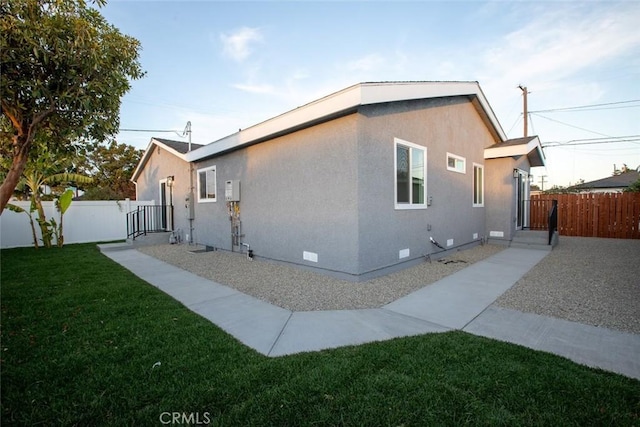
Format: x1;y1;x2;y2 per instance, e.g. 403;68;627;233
473;163;484;207
447;153;466;174
395;138;426;209
197;166;216;202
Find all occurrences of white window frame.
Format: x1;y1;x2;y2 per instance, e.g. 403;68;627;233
394;138;427;210
473;163;484;207
197;165;217;203
447;152;466;174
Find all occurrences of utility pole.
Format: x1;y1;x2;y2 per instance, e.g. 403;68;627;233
518;85;529;137
539;175;547;191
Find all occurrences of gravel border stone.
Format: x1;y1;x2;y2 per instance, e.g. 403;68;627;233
137;243;504;311
138;237;639;335
496;236;640;334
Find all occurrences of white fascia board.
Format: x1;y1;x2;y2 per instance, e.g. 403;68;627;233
187;84;362;162
131;139;156;182
187;81;507;162
131;138;188;182
484;136;546;164
360;81;475;104
151;138;189;160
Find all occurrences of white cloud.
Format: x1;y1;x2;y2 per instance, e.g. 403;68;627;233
481;3;640;91
468;3;640;140
220;27;264;62
176;111;246;144
232;82;276;95
347;53;386;72
290;68;310;81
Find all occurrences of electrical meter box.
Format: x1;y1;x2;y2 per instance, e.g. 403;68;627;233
225;180;240;202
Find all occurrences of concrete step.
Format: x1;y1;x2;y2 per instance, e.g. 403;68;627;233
98;232;174;252
509;241;553;251
97;242;132;252
511;230;558;251
128;232;173;247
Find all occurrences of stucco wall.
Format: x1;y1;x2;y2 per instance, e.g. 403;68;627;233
192;114;360;274
136;146;193;237
484;156;531;242
135;96;511;278
356;97;493;274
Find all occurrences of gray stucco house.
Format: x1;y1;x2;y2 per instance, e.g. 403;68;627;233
132;81;545;280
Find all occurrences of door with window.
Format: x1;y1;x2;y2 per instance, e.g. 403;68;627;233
515;170;529;229
159;179;173;231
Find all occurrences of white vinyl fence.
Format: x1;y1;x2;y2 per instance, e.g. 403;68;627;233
0;199;154;249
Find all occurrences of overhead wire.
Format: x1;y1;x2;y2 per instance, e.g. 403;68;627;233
507;115;522;135
119;128;182;133
531;113;612;137
528;99;640;113
543;136;640;147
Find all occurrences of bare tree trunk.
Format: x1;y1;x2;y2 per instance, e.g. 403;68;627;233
1;104;51;215
34;192;52;248
27;212;39;249
57;212;64;247
0;133;31;214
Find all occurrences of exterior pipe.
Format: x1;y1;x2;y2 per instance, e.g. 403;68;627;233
241;243;253;260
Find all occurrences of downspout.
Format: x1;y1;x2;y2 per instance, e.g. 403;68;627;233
189;164;194;245
188;169;195;245
187;122;194;245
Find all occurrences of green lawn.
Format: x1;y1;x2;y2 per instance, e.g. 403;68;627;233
1;244;639;426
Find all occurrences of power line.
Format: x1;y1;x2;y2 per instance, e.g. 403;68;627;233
119;128;182;133
507;115;522;135
543;137;640;147
531;113;611;137
550;135;640;142
529;113;536;135
529;99;640;114
537;105;640;113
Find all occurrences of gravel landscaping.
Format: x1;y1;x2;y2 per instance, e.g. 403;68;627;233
138;243;504;311
138;236;639;334
496;236;640;335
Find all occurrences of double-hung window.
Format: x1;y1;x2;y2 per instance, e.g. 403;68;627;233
197;165;217;202
395;138;426;209
473;163;484;207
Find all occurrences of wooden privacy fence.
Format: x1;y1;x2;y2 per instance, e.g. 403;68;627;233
530;193;640;239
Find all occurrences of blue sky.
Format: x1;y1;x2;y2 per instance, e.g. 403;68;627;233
101;0;640;188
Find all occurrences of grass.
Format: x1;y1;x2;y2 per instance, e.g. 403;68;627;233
1;244;639;426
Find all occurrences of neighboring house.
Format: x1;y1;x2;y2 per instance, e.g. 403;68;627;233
131;81;545;280
571;170;640;193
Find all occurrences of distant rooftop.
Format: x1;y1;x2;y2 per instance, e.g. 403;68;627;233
573;170;640;189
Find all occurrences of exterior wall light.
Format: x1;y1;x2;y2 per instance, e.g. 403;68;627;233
166;175;175;187
513;169;519;179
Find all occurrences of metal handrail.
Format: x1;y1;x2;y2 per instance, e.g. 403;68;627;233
548;199;558;245
126;205;173;240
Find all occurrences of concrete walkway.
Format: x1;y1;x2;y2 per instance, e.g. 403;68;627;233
99;245;640;380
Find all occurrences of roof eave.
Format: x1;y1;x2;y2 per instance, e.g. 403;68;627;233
131;138;189;182
484;136;546;167
187;81;508;162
